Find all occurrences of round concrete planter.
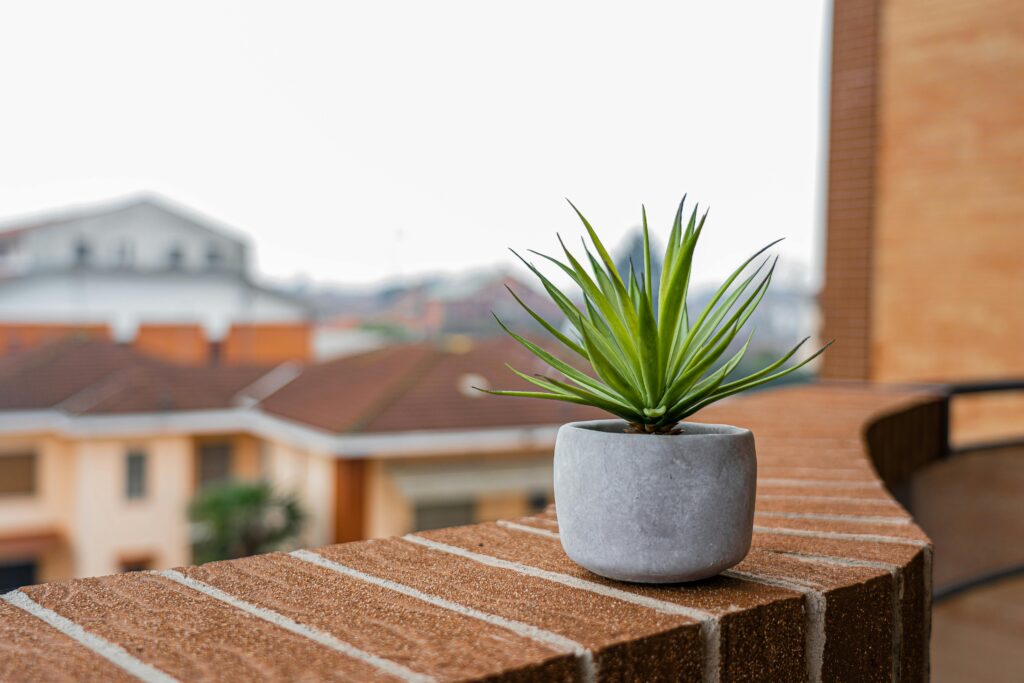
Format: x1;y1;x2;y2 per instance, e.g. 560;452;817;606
553;419;756;583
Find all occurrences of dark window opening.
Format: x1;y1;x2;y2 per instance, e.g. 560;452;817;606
125;451;147;499
168;245;184;270
206;245;223;268
0;561;36;593
74;240;91;266
119;557;153;573
413;500;475;532
528;491;550;513
0;453;36;496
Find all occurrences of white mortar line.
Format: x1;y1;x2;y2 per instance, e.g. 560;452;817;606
753;525;930;548
404;534;723;683
756;494;894;506
1;590;180;683
722;569;826;683
289;550;596;683
759;467;873;476
520;515;560;528
770;551;904;683
768;551;898;571
496;520;562;539
158;570;432;683
758;478;884;489
755;511;911;525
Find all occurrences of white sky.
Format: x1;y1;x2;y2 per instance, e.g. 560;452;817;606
0;1;830;290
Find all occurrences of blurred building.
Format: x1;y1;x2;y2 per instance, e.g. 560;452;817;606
0;195;311;365
0;336;599;589
358;271;561;339
820;0;1023;440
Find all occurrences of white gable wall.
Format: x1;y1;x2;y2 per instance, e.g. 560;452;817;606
21;200;248;275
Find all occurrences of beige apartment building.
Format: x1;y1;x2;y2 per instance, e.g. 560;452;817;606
0;336;600;589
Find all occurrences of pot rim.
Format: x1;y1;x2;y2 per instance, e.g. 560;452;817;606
561;418;751;439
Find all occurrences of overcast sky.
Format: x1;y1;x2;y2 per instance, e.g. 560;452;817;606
0;1;830;290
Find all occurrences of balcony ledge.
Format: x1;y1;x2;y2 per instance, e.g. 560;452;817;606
0;383;947;682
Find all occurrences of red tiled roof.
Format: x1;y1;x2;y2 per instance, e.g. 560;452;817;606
258;337;604;433
0;336;603;430
0;338;271;414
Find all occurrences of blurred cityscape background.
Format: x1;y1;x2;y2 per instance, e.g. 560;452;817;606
0;1;1021;680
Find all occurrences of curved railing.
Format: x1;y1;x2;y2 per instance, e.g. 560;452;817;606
928;380;1024;604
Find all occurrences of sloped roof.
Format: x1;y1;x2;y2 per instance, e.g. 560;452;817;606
0;336;603;431
258;337;603;433
0;338;271;414
0;194;247;244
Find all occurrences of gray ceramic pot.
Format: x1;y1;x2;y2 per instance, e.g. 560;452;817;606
553;419;756;583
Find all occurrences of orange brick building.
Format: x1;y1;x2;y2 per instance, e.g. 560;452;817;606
820;0;1024;439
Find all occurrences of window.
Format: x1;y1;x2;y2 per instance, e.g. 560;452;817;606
197;442;233;488
119;557;153;573
206;244;223;268
0;561;36;593
413;500;476;532
0;453;35;496
73;239;91;266
527;491;550;513
167;245;184;270
125;451;147;499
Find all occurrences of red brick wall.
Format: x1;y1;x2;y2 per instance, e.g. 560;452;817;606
0;323;110;356
820;0;882;380
133;324;209;366
222;323;311;365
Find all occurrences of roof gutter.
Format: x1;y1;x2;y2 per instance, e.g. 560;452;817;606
0;408;560;459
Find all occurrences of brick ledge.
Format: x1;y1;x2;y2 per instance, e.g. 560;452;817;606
0;383;946;683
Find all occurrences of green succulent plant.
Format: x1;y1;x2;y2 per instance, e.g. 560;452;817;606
482;196;832;434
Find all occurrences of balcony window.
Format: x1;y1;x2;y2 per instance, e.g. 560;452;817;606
0;453;35;496
197;442;233;488
125;450;147;499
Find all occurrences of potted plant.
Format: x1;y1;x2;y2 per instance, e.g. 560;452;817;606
482;197;830;583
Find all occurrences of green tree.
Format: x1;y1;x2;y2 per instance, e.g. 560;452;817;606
188;481;305;564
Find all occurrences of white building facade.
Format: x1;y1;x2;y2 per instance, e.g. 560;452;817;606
0;196;308;341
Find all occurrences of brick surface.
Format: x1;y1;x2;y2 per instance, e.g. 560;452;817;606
0;385;946;682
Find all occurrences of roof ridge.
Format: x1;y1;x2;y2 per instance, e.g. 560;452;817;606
345;345;446;434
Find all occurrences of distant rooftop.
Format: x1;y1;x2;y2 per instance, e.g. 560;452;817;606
0;336;602;432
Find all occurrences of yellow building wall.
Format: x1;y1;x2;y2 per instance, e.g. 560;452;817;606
0;430;338;583
873;0;1024;442
365;460;413;539
70;436;195;578
262;440;334;548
